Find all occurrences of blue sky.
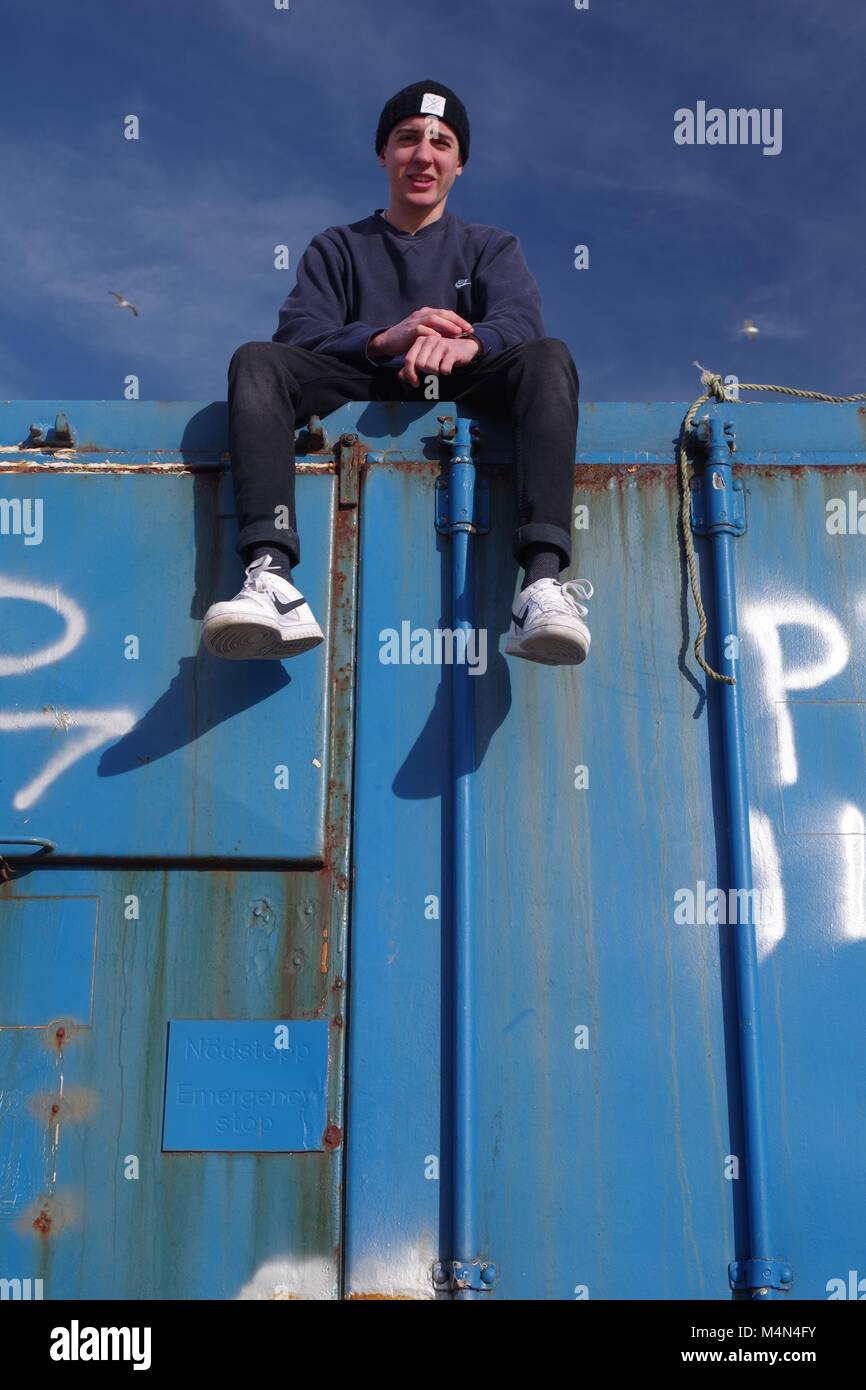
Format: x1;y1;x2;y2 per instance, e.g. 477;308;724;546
1;0;864;403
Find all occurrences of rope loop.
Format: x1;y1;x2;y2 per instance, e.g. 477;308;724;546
680;365;866;687
693;361;728;403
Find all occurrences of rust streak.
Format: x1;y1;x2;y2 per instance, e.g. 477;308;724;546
572;462;679;490
735;461;866;480
30;1088;97;1126
345;1293;424;1300
17;1191;78;1239
0;458;336;475
322;1123;342;1150
32;1208;53;1237
320;925;329;975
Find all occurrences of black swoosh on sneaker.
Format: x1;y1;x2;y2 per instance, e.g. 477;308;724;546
511;605;529;629
272;596;307;616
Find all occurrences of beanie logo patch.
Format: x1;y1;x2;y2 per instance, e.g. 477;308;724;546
420;92;446;117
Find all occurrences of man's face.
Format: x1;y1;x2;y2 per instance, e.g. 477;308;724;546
379;114;462;209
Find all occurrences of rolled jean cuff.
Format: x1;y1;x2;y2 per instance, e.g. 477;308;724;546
513;522;572;571
236;520;300;568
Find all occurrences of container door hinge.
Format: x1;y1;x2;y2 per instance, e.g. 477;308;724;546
336;432;362;508
432;1259;498;1293
728;1258;793;1296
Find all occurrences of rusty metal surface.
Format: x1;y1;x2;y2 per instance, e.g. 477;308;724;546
0;869;347;1297
344;404;866;1300
3;398;866;1300
0;397;361;1297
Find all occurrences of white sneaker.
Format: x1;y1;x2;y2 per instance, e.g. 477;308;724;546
201;554;324;660
504;577;593;666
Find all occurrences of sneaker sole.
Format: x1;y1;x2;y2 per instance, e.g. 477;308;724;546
203;616;324;660
505;623;590;666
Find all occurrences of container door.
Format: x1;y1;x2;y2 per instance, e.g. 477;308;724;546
345;400;866;1300
0;426;354;1299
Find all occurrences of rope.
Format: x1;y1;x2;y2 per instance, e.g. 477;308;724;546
680;364;866;684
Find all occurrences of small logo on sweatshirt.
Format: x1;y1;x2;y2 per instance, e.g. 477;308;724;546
454;277;471;289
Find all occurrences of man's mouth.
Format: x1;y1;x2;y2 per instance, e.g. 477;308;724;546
408;175;435;187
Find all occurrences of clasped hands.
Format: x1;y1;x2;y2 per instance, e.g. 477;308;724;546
367;307;481;386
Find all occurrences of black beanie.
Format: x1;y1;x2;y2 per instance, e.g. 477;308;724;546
375;80;470;165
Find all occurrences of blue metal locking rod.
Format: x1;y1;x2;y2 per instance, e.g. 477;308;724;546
437;416;496;1299
694;411;791;1300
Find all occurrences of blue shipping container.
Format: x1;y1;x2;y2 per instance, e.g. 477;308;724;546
0;396;864;1300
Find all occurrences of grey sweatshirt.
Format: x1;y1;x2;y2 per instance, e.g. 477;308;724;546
272;207;546;369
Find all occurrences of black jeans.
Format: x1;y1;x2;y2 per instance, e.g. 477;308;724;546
227;336;579;571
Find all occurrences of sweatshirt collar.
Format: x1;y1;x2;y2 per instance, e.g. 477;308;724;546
375;207;453;240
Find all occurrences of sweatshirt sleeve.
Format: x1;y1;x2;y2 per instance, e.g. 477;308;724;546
469;231;546;359
272;233;390;366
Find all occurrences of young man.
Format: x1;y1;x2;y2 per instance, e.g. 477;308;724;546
202;79;593;666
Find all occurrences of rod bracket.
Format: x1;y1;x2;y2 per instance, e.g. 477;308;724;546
728;1258;793;1296
688;417;745;536
432;1259;498;1292
297;414;328;453
690;472;746;536
435;415;489;534
19;413;75;451
435;474;489;534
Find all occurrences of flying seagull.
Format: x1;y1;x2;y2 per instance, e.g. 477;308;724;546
738;318;759;341
109;291;139;316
